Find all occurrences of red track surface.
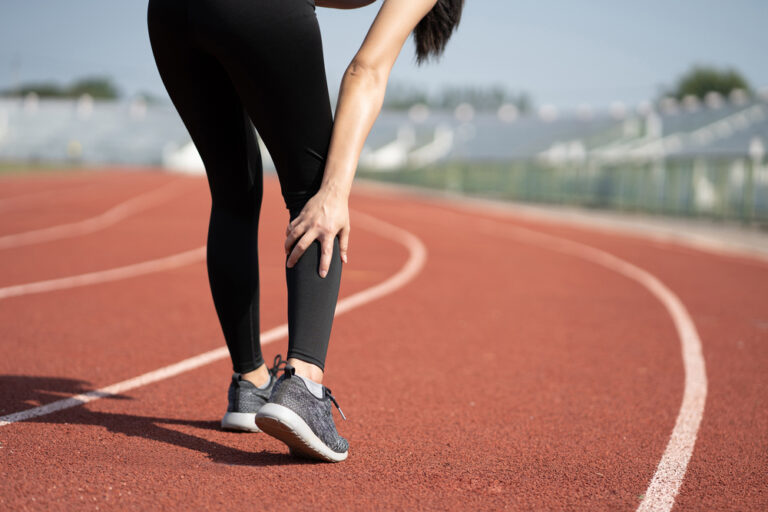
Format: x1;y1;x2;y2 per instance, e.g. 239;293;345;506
0;168;765;511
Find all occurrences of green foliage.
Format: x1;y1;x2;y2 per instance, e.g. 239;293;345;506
66;77;119;99
383;83;430;110
2;82;61;97
1;76;119;99
667;65;751;100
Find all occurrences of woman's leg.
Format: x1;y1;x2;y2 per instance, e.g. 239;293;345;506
192;0;342;379
147;0;267;381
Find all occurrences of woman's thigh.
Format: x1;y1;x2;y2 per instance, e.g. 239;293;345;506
148;0;262;208
191;0;334;218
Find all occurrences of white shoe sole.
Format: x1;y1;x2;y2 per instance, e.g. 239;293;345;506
221;411;261;432
255;403;348;462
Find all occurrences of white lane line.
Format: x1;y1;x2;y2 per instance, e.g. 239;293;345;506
0;181;102;213
463;215;706;512
335;210;426;315
0;209;426;426
0;178;187;250
0;247;206;300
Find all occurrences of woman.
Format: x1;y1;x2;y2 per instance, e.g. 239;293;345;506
147;0;463;462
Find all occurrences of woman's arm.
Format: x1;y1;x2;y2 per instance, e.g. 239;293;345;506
286;0;438;276
320;0;437;198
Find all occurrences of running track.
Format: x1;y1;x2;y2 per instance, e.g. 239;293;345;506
0;168;765;511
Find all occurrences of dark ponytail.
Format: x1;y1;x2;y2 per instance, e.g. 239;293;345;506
413;0;465;65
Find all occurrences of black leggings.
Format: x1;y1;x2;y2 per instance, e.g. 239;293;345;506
147;0;341;372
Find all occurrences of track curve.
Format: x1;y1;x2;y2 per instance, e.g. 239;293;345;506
0;169;765;511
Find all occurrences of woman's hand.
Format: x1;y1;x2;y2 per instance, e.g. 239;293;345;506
285;0;438;277
284;187;350;277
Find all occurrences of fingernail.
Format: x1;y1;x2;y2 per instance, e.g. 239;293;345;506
319;270;327;278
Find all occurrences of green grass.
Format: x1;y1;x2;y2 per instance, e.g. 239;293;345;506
0;161;80;176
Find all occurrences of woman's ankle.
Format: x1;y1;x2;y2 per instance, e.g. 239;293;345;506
287;357;324;384
241;363;270;388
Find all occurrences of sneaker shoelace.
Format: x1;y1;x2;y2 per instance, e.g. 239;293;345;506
324;387;347;421
268;354;288;381
281;362;347;421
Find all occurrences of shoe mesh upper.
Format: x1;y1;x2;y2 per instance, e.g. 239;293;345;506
227;355;287;414
227;376;273;413
269;373;349;454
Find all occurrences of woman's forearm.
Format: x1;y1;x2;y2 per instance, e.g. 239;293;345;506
318;0;438;200
320;60;387;199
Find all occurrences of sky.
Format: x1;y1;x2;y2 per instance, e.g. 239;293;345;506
1;0;766;109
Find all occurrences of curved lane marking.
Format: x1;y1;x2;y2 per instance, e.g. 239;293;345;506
0;183;99;213
465;216;706;512
0;178;187;250
0;247;206;300
0;208;426;426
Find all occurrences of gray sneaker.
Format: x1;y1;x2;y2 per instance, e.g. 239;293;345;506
255;364;349;462
221;355;287;432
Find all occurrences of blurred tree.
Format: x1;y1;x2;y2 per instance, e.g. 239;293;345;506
67;76;119;99
1;81;63;97
1;76;119;99
668;65;751;100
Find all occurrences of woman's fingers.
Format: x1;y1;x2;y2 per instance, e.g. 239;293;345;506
283;193;350;274
284;221;306;255
286;230;314;269
286;230;339;278
339;224;350;264
318;237;335;278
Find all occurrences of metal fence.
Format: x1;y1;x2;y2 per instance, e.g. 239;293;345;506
357;155;768;224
